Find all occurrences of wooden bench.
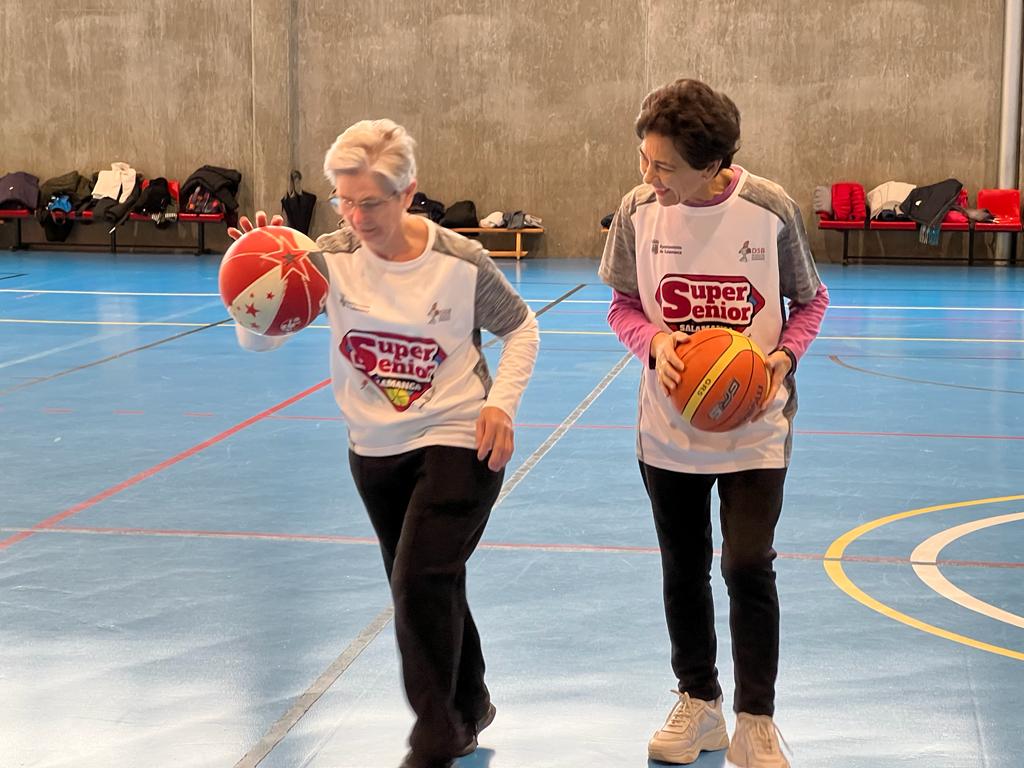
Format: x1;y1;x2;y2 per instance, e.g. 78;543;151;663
818;188;1021;265
451;227;543;260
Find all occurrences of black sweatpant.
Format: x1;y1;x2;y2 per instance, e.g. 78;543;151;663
640;461;786;716
349;445;503;760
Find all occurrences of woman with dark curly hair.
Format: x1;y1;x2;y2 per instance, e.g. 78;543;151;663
599;78;829;768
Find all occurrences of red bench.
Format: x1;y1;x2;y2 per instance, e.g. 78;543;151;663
0;208;33;250
818;186;1021;265
0;179;226;255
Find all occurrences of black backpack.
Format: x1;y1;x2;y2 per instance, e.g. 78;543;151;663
408;192;446;223
37;171;93;242
439;199;478;228
133;178;173;215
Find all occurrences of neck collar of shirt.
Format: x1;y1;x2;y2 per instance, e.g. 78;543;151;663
682;165;745;210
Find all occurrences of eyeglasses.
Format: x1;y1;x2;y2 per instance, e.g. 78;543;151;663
329;191;398;215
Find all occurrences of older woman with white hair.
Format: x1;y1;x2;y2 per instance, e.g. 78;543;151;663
232;119;540;768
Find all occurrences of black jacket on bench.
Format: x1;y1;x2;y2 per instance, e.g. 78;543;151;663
900;178;962;245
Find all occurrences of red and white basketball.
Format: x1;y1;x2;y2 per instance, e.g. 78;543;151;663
219;226;329;336
669;327;770;432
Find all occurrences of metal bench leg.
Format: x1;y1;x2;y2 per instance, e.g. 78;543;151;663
515;230;522;260
968;226;975;266
842;230;849;266
197;223;206;256
15;218;23;250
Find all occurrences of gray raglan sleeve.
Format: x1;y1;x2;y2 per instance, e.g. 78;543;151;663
598;191;640;295
474;255;539;419
474;255;531;335
776;193;821;304
741;177;822;304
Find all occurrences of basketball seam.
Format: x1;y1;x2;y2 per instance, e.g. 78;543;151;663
680;335;750;422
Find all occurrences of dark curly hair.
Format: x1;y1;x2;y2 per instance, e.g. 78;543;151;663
635;78;741;172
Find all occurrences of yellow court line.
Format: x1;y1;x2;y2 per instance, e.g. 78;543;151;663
911;511;1024;630
824;494;1024;661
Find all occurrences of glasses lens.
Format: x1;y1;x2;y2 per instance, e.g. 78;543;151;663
330;192;396;215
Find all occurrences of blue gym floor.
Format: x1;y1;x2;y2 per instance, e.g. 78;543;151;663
1;251;1021;768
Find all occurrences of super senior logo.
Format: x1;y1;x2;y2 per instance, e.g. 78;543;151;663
655;273;765;332
341;330;447;411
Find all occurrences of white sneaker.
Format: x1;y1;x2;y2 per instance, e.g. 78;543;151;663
648;690;729;764
726;712;790;768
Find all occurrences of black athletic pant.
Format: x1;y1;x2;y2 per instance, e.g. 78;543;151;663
640;462;786;716
350;445;503;760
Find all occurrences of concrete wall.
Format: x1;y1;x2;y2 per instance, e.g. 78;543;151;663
0;1;1008;260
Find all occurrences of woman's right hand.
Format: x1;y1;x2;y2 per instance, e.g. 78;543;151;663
227;210;284;240
650;330;690;397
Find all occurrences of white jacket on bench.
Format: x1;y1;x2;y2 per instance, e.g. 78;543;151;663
92;162;137;202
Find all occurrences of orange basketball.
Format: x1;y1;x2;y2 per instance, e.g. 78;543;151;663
668;327;770;432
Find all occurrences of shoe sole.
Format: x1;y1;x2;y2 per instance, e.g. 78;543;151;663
724;747;789;768
648;731;729;764
455;703;497;757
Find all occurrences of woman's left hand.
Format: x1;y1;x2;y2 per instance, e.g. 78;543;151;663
227;210;284;240
476;406;514;471
751;350;793;421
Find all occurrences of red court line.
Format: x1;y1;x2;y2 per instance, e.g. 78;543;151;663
798;429;1024;441
13;408;1024;442
269;414;345;422
517;424;1024;441
514;424;1024;441
0;379;331;551
12;524;1023;569
513;422;633;430
49;526;379;546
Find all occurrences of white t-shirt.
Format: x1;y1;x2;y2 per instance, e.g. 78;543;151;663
237;220;539;457
599;168;821;474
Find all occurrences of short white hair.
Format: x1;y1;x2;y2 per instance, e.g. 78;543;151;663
323;119;417;193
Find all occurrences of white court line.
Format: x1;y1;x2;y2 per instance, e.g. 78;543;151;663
232;606;395;768
0;288;218;297
0;318;215;327
0;303;225;371
818;336;1024;343
5;318;1024;345
911;511;1024;630
0;289;606;304
494;352;632;505
232;353;633;767
829;305;1024;312
6;288;1024;312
